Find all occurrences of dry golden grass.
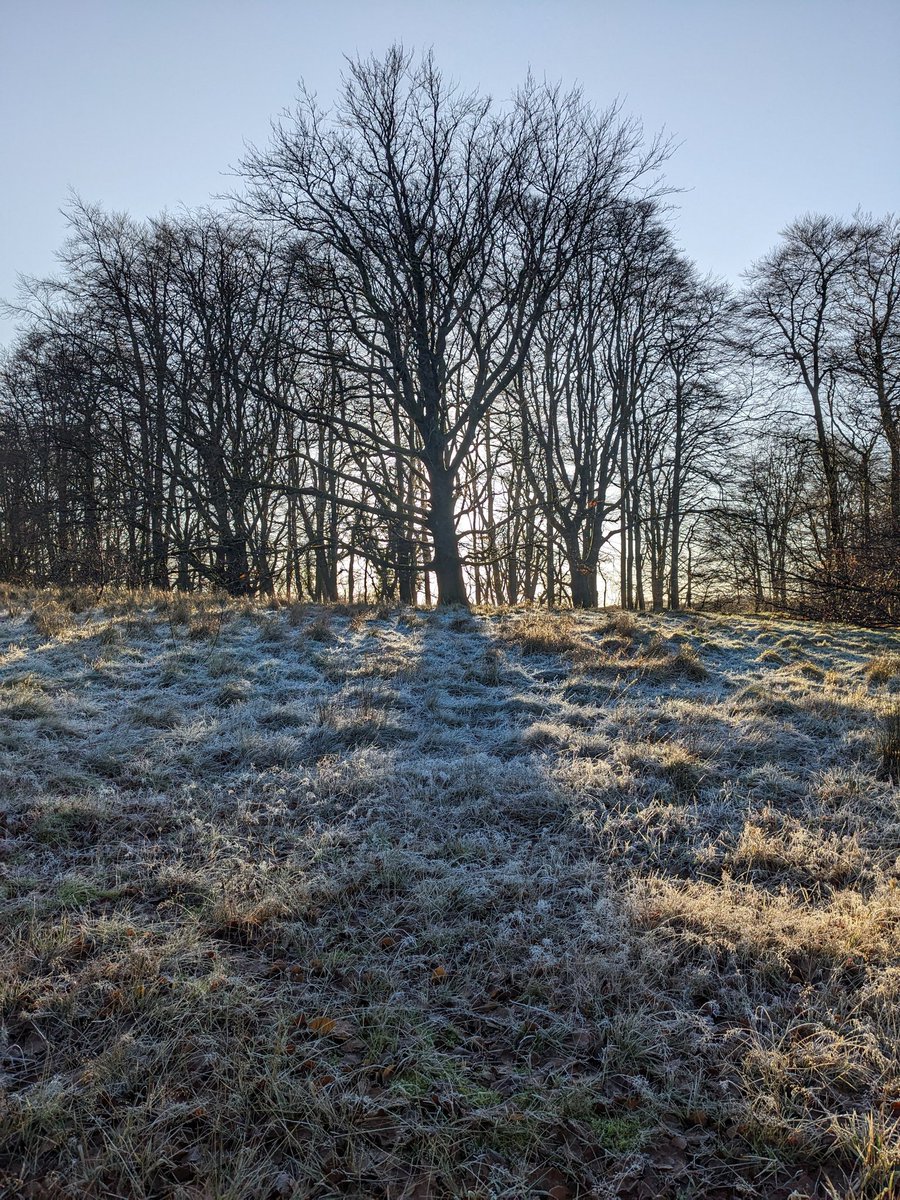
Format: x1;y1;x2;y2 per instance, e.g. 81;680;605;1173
497;609;587;657
865;653;900;686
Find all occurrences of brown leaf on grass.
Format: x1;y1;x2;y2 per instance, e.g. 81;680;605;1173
308;1016;337;1036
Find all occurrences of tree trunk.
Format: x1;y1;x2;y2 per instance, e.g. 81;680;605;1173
570;566;598;608
425;463;468;607
396;534;417;605
668;388;683;609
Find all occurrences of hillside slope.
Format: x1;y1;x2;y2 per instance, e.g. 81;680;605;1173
1;595;899;1199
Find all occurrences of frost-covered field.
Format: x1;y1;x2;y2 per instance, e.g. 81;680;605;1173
1;592;899;1199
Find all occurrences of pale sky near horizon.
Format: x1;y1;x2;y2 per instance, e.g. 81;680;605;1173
1;0;898;345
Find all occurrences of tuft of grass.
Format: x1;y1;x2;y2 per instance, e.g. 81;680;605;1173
877;704;900;784
795;659;827;681
303;613;335;643
499;612;585;658
589;1115;647;1154
165;595;194;625
286;601;308;627
29;601;73;639
866;653;900;686
759;648;786;664
31;797;110;847
215;678;253;706
481;645;504;685
601;609;637;639
627;643;707;682
0;673;54;719
55;875;122;907
188;613;224;641
662;644;707;681
826;1111;899;1200
658;744;705;797
446;608;477;633
97;621;124;647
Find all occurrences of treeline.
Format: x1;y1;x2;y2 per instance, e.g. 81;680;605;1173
709;213;900;622
0;49;897;614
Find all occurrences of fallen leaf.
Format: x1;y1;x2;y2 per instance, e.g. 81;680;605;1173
308;1016;337;1036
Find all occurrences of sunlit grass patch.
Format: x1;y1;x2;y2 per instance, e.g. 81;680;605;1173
621;741;707;799
727;816;867;889
497;610;586;657
28;600;75;640
794;659;827;681
642;643;707;681
866;652;900;686
825;1110;900;1200
632;876;900;969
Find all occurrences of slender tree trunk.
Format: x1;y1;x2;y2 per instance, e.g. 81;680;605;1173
668;387;684;609
807;381;843;556
619;434;631;609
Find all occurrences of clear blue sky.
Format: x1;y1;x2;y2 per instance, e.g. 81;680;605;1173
2;0;898;345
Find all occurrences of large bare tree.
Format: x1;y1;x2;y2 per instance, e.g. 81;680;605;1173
242;46;661;604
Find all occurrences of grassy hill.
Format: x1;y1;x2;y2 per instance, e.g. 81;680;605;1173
1;591;899;1199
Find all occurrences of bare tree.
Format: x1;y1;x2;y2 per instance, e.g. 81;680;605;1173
516;216;630;608
655;268;736;609
242;46;661;604
843;213;900;535
742;215;858;556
